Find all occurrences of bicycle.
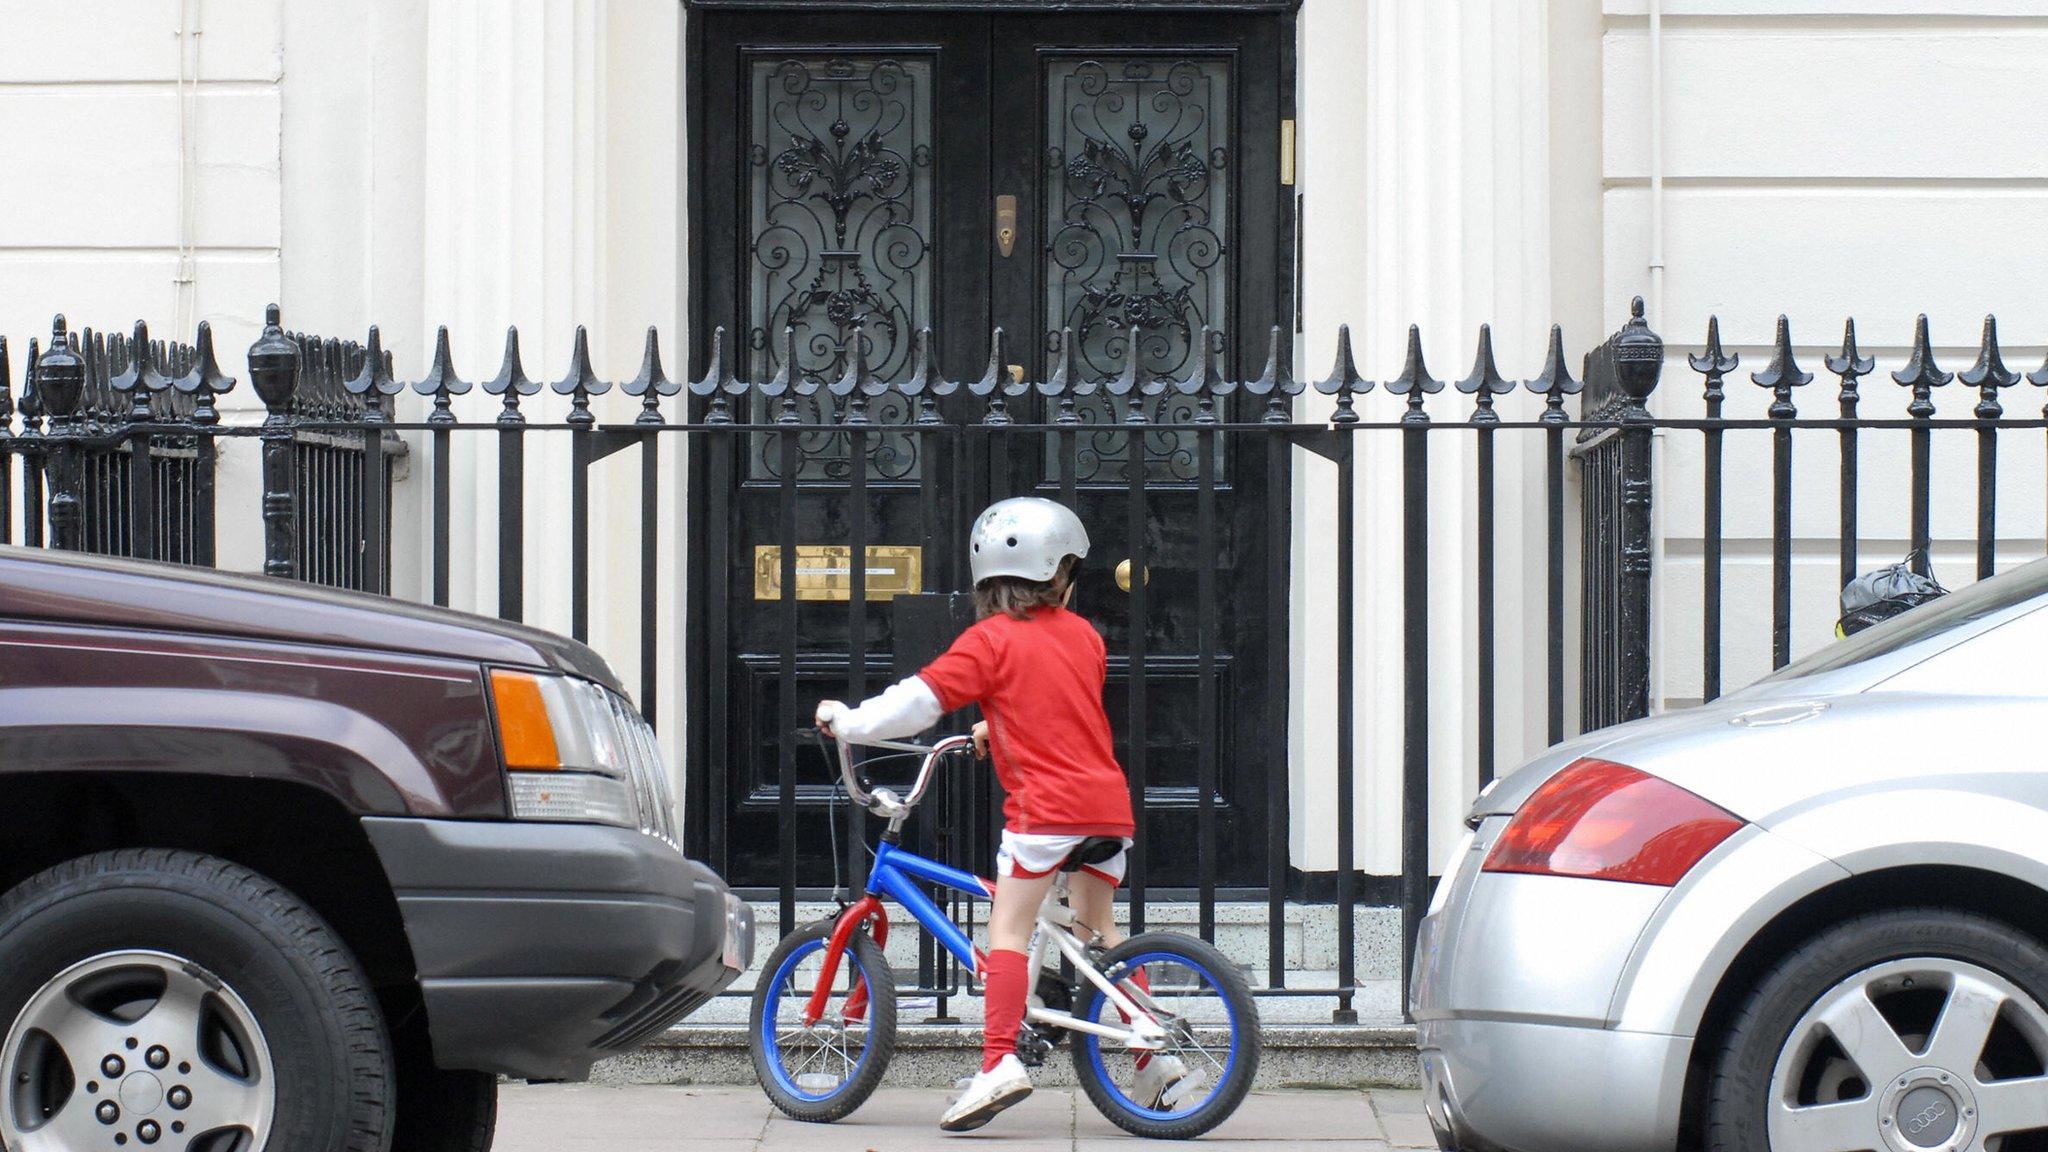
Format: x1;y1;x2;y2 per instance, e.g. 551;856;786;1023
747;731;1261;1139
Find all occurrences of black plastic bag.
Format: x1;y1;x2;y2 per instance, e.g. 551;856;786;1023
1836;552;1947;637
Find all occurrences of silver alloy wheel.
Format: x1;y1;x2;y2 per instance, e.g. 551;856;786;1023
2;950;276;1152
1768;957;2048;1152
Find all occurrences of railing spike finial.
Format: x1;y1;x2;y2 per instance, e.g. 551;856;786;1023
1456;324;1515;425
976;327;1013;426
685;324;734;422
20;337;41;438
2027;335;2048;418
1386;324;1441;425
1891;313;1951;419
1958;313;2018;420
769;327;803;424
836;323;872;423
111;319;168;423
1045;327;1080;425
1104;324;1142;421
345;325;402;422
1313;325;1370;425
416;326;469;426
1178;325;1231;424
1247;325;1299;424
625;326;677;426
173;320;235;426
1688;315;1739;412
0;336;11;437
1751;314;1811;420
1825;318;1874;420
483;327;537;426
1527;324;1580;426
553;324;610;428
907;328;946;425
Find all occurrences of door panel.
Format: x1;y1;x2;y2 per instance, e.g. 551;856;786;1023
694;9;1291;893
700;13;989;889
989;16;1287;890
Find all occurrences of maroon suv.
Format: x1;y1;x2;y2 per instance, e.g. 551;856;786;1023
0;545;750;1152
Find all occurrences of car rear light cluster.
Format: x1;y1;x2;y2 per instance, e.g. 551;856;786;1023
1482;758;1744;886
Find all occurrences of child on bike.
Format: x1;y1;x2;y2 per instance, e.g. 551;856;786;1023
815;496;1190;1132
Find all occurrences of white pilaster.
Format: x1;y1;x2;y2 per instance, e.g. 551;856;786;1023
1293;0;1556;874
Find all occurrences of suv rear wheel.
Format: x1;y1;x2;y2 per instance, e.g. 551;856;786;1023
1706;908;2048;1152
0;849;395;1152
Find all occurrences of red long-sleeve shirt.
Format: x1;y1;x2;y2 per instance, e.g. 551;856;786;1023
917;606;1136;837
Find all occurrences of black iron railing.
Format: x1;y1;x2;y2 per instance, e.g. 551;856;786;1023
5;298;2048;1021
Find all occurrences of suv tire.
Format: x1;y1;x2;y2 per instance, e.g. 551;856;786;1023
0;849;395;1152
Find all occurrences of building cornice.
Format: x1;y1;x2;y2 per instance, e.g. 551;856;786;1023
685;0;1300;12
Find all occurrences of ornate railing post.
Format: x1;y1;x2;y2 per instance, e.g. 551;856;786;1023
35;316;86;552
248;304;301;579
1574;297;1663;729
1612;301;1663;723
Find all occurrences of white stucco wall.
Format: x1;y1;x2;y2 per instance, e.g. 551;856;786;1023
1600;0;2048;709
6;0;2047;880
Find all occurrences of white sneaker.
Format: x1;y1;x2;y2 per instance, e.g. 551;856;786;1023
939;1054;1033;1132
1132;1054;1204;1110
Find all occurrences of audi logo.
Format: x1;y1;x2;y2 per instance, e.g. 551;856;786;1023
1904;1101;1950;1136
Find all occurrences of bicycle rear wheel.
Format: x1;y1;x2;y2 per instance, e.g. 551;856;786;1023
1071;932;1261;1140
749;920;897;1122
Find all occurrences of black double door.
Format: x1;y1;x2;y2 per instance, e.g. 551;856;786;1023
690;7;1294;895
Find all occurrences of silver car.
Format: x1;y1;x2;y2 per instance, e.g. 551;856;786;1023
1414;558;2048;1152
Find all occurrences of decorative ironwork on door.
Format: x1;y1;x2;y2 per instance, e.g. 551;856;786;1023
747;55;932;481
1044;56;1230;483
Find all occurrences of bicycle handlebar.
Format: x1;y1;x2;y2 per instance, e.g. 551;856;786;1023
810;729;975;818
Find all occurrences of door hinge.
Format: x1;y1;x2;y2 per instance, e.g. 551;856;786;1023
1281;119;1296;186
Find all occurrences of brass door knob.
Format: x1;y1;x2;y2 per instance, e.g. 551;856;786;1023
1114;559;1150;592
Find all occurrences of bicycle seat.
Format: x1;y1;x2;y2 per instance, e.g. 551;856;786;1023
1059;836;1125;873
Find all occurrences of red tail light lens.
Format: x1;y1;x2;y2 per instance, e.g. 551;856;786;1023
1483;758;1744;886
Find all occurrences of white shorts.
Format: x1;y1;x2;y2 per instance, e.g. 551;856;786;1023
995;830;1132;885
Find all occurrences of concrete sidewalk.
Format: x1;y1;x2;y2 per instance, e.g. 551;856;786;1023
495;1084;1435;1151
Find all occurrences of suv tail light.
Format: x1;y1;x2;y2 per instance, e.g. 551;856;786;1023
1482;758;1744;886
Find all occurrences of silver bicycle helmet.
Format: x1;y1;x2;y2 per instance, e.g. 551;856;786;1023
969;497;1090;584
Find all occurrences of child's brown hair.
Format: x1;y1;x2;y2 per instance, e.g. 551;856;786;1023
974;555;1079;621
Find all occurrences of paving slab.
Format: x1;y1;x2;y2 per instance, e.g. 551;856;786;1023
496;1084;1422;1150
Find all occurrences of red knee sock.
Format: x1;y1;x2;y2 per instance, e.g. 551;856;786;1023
1123;967;1154;1070
980;949;1029;1073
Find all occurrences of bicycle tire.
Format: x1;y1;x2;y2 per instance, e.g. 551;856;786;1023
749;919;897;1123
1071;932;1261;1140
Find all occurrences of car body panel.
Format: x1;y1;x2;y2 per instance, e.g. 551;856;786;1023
363;817;751;1079
0;545;620;689
1416;562;2048;1152
0;618;503;817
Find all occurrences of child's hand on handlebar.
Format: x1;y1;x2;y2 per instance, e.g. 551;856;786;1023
971;720;990;759
815;700;848;738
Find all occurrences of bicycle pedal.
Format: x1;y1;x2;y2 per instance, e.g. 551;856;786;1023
796;1073;843;1093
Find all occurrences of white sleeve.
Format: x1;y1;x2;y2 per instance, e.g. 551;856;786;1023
833;675;944;743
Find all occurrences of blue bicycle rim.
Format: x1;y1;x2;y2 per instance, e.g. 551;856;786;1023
1081;950;1241;1122
759;936;875;1103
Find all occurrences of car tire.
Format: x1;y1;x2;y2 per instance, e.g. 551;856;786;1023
0;849;395;1152
1705;907;2048;1152
392;1035;497;1152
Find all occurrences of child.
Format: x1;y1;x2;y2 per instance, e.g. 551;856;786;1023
815;497;1189;1132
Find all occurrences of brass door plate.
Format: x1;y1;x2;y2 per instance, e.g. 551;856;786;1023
996;194;1018;257
755;545;923;602
1114;558;1151;592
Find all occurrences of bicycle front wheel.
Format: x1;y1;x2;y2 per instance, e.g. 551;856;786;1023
1071;932;1261;1139
749;919;897;1123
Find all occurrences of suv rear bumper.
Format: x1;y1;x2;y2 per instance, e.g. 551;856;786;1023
363;817;752;1081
